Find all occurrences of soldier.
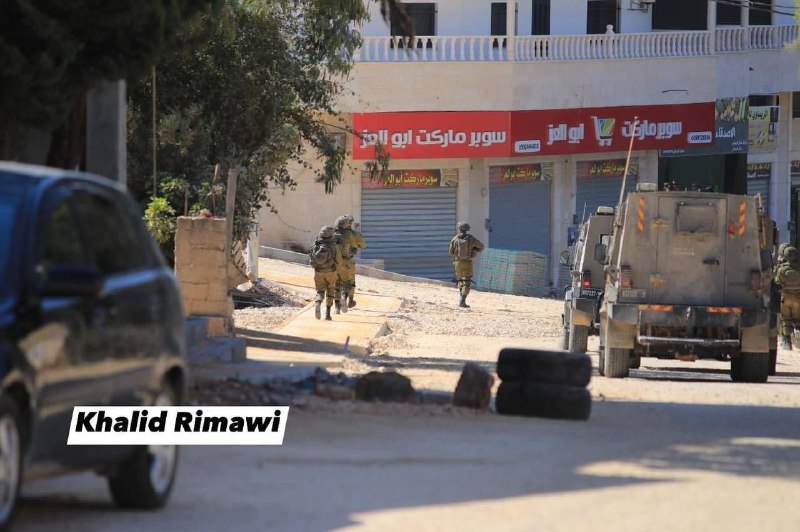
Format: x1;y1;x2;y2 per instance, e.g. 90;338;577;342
333;214;368;313
775;245;800;350
449;221;485;308
309;226;342;321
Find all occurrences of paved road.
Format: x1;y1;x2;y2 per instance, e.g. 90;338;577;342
17;364;800;531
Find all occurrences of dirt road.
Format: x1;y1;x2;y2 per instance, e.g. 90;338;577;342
16;258;800;531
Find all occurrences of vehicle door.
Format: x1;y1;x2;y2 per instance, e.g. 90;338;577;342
71;186;162;407
25;185;114;466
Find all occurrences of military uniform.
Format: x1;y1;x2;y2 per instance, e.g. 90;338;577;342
333;215;368;314
449;222;485;308
309;226;343;321
775;246;800;349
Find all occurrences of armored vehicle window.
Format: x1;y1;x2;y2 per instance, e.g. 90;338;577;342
676;204;717;234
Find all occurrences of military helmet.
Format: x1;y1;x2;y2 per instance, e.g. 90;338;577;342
457;221;470;232
778;243;789;260
345;214;355;223
785;246;797;263
319;225;335;239
335;215;350;229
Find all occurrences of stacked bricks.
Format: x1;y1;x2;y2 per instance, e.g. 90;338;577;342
174;216;234;337
475;248;548;297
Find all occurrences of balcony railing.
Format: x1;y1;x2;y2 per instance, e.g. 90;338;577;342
355;25;798;63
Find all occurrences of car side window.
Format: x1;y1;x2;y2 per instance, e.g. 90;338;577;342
72;190;147;275
41;197;88;267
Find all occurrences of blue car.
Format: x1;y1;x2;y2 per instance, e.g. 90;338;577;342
0;162;187;528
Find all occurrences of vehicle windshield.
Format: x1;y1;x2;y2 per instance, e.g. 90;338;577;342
0;184;24;297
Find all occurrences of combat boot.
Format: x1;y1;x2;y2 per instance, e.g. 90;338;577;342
780;335;792;350
459;295;469;308
340;292;348;314
348;294;356;308
314;301;321;319
334;300;341;314
325;306;333;321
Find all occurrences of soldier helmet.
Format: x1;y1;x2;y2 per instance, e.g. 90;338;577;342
319;225;335;239
785;246;797;262
345;214;355;223
778;243;789;259
457;222;470;232
335;215;350;229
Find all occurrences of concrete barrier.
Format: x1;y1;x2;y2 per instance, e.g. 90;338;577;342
259;246;452;287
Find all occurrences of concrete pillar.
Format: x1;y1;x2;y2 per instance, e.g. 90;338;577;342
741;3;750;50
506;0;516;61
775;92;792;242
86;80;127;186
707;0;716;54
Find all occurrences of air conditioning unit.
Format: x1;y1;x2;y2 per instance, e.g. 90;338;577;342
630;0;655;11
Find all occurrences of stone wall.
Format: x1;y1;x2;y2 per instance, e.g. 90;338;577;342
175;216;233;337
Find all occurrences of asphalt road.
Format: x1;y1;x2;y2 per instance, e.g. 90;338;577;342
16;356;800;532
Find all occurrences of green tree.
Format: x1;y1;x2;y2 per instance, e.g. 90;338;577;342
128;0;395;247
0;0;223;164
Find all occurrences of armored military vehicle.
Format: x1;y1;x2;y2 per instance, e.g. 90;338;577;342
560;206;615;353
596;183;777;383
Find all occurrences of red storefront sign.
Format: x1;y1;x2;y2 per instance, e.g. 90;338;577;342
352;111;510;160
511;103;714;155
352;103;714;160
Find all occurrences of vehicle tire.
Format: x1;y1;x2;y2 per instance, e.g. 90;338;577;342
769;349;777;376
568;324;589;353
603;347;630;378
108;386;179;509
730;353;770;383
560;327;570;350
495;382;591;420
629;354;641;369
0;396;22;531
496;348;592;387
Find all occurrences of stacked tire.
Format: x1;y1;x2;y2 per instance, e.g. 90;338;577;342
495;348;592;420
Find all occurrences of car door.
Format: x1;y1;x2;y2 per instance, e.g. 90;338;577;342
25;185;114;466
71;186;162;406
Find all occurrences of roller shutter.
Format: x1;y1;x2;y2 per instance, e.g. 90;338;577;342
360;188;456;280
747;178;770;214
489;180;551;259
575;175;635;222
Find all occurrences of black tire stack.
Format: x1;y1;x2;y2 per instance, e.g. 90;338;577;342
495;348;592;420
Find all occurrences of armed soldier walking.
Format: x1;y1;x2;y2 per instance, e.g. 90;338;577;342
449;222;484;308
309;226;342;321
775;245;800;350
333;215;368;314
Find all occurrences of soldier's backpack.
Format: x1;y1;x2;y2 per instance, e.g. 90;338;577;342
782;267;800;291
309;241;332;268
455;236;472;260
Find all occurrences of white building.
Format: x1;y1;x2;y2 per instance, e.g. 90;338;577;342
260;0;800;290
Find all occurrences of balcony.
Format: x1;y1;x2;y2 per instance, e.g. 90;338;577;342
354;25;798;63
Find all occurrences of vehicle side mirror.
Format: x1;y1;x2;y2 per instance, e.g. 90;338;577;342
594;243;607;263
567;226;578;247
761;248;774;271
559;250;571;266
39;264;103;298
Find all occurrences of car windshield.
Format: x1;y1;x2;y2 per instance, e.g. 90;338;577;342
0;184;24;297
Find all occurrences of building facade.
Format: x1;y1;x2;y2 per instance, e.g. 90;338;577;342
259;0;800;290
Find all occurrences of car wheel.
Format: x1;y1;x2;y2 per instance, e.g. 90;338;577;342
108;387;179;509
603;347;630;378
0;396;22;531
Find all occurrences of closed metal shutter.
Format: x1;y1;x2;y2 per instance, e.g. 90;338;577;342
575;176;636;222
489;180;551;259
747;178;770;214
360;188;457;280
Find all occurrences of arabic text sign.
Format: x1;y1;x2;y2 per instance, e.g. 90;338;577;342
361;169;456;189
512;103;714;156
748;106;779;150
746;162;772;180
576;159;639;179
489;163;554;185
352;111;510;160
660;97;748;157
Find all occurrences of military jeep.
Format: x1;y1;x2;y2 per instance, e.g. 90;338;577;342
560;206;615;353
597;183;777;383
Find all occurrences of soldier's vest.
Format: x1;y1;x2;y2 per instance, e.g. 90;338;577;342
455;236;472;260
782;268;800;292
310;240;336;271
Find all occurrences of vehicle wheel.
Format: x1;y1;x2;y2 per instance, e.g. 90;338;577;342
568;324;589;353
629;354;641;369
0;396;22;531
495;382;591;420
730;353;770;383
603;347;630;378
108;387;179;509
769;349;777;376
560;327;570;350
496;348;592;387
